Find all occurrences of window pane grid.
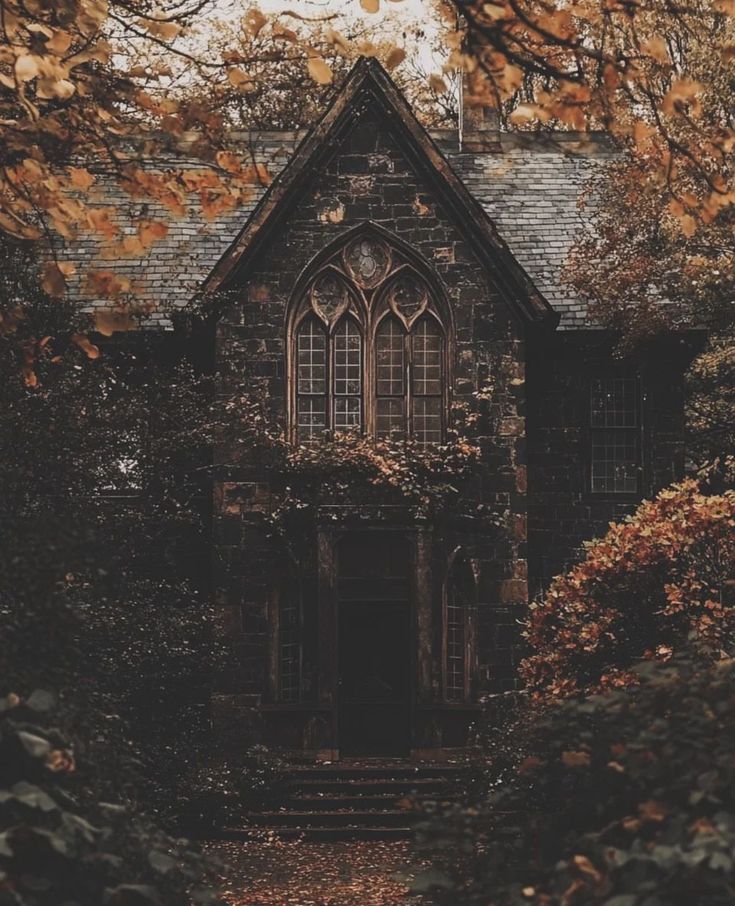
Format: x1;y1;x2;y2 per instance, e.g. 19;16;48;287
590;378;640;494
376;398;405;440
279;594;300;703
334;396;361;432
297;320;326;394
297;397;326;441
376;319;405;396
333;320;362;396
446;599;465;702
591;377;637;428
413;397;442;446
412;319;441;396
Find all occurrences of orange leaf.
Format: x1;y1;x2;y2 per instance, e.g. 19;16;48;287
68;167;94;190
88;270;131;297
307;57;333;85
42;262;67;297
244;8;267;36
71;333;100;359
385;46;406;70
361;0;380;12
215;150;242;174
138;220;168;246
94;307;136;336
562;750;591;767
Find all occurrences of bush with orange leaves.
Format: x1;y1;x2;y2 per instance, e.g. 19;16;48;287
522;460;735;697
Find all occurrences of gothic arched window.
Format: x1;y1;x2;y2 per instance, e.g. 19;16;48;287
290;233;449;445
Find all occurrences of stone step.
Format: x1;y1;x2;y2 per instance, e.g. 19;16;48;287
286;792;460;810
229;759;475;842
246;809;418;828
221;825;413;842
290;777;457;795
287;763;472;781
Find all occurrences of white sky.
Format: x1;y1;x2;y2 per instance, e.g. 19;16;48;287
202;0;449;72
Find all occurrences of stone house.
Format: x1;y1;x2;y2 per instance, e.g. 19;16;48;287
75;59;695;759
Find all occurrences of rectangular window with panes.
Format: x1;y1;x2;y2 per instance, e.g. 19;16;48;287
589;376;641;495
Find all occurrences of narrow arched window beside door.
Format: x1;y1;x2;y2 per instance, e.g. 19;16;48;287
289;231;449;445
444;557;475;703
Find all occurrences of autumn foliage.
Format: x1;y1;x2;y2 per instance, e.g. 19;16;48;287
521;463;735;697
424;655;735;906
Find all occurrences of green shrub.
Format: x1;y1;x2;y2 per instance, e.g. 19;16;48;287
0;690;218;906
419;654;735;906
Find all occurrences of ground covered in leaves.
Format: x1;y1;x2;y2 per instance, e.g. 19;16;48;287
207;839;432;906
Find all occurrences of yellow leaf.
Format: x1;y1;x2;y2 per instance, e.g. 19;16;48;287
326;28;350;53
641;35;669;64
679;214;697;237
139;18;182;41
15;55;40;82
37;78;76;100
307;57;333;85
361;0;380;12
46;31;72;55
227;68;254;92
385;46;406;70
483;2;507;20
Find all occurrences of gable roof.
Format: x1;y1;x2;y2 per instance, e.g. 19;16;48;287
201;57;558;330
55;80;615;331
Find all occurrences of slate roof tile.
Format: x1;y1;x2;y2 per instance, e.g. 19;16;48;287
58;130;614;330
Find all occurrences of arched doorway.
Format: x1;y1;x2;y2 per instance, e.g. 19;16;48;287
337;532;411;755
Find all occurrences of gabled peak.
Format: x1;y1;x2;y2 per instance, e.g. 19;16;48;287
203;57;558;329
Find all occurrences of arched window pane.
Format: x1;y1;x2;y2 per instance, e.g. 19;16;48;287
376;318;405;396
376;317;406;440
297;319;327;441
333;319;362;432
411;318;442;445
412;318;441;395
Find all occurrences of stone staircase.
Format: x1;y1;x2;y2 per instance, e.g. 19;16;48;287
222;760;473;841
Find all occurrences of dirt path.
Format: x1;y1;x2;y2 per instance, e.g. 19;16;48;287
206;838;434;906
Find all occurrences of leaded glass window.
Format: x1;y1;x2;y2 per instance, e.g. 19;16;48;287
411;318;442;445
344;238;390;288
590;377;641;495
297;318;327;441
376;317;405;439
333;319;362;432
279;578;301;703
445;559;473;703
290;234;449;445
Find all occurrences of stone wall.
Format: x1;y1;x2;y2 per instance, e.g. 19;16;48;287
211;101;530;748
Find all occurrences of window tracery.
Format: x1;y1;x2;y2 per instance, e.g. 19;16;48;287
290;232;449;444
